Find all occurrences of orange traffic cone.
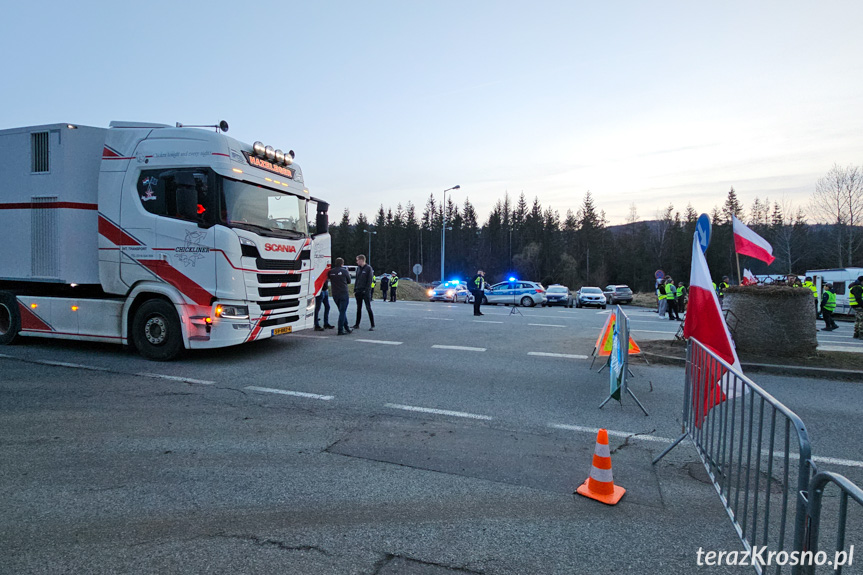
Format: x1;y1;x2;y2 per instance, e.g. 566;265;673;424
576;429;626;505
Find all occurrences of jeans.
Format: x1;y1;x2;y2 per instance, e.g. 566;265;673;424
314;289;331;327
334;296;350;332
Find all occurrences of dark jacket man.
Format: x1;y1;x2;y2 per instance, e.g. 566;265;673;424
328;258;352;334
353;255;375;330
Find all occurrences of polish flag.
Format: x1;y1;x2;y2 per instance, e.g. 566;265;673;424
684;234;745;428
733;215;775;265
741;269;757;286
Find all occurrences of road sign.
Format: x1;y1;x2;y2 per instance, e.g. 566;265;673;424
412;263;422;275
655;269;664;280
696;213;712;254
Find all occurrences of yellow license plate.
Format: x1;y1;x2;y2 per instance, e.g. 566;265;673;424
272;326;292;336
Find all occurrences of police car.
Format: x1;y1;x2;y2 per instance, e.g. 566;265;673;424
466;278;547;307
427;280;469;302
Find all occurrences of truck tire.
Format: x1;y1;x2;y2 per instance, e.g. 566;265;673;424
132;299;183;361
0;292;21;345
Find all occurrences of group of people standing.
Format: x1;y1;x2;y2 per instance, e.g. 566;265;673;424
656;276;688;321
314;256;401;335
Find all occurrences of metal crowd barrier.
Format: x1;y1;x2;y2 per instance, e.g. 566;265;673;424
803;471;863;574
653;337;814;574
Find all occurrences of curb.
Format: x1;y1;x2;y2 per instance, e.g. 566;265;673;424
638;351;863;380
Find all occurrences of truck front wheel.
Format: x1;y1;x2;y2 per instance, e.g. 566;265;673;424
0;292;21;345
132;299;183;361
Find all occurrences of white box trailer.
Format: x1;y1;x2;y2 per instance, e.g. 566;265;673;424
0;124;105;284
0;122;332;359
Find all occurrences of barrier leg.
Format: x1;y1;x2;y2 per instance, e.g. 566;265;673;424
652;432;687;465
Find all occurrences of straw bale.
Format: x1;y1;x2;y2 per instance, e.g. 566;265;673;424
723;286;816;356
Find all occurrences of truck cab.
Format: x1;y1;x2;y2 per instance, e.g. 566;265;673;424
0;121;331;359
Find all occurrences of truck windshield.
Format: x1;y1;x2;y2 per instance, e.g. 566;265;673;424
219;177;308;237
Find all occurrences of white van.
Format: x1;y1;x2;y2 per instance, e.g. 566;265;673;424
807;268;863;315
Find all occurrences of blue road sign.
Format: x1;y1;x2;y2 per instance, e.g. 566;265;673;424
696;213;712;254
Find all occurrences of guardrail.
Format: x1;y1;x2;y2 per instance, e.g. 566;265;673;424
653;337;814;574
803;471;863;574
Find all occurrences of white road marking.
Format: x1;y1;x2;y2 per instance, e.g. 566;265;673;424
550;424;863;468
528;352;589;360
137;373;215;385
424;317;454;321
290;334;330;339
384;403;492;420
528;323;566;328
474;320;503;324
245;386;334;400
550;423;673;443
432;345;486;352
39;360;111;372
354;339;403;345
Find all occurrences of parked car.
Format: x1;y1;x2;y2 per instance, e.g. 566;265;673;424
603;284;633;305
466;280;547;307
428;280;469;302
575;286;607;309
544;284;574;307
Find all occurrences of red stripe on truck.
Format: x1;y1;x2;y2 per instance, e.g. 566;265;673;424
137;259;213;306
98;215;143;246
18;303;54;332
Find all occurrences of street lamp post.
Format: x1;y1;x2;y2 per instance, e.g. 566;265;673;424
441;185;460;282
364;229;377;265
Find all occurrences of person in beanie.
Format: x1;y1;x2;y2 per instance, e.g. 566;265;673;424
820;282;839;332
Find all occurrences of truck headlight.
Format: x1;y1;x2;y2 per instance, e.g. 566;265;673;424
215;305;249;320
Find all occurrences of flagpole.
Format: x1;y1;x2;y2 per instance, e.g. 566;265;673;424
735;252;742;286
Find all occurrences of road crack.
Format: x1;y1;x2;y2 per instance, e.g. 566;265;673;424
214;532;329;555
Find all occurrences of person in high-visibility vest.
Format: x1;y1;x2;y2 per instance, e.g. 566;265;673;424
389;271;399;302
820;283;838;331
803;277;820;319
677;282;688;314
850;275;863;339
656;280;668;318
717;276;730;304
665;277;680;321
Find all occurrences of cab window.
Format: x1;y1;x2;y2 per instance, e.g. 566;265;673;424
137;168;216;225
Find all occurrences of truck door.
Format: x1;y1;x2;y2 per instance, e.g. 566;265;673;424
127;168;216;307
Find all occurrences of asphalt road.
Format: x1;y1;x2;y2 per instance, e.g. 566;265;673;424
2;300;862;574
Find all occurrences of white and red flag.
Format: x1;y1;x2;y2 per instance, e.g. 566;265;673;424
741;268;757;286
732;215;775;265
684;234;745;428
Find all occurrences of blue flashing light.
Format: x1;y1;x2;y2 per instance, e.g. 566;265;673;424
508;277;516;282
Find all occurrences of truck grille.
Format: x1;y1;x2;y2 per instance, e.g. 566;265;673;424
255;257;302;271
258;299;300;311
258;285;301;298
257;273;301;284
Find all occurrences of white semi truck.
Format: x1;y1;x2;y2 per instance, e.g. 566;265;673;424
0;121;331;360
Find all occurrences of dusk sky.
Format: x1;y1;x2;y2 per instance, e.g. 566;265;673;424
3;1;861;224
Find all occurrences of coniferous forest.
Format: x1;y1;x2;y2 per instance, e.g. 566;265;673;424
325;164;863;292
